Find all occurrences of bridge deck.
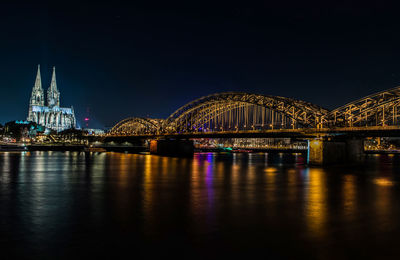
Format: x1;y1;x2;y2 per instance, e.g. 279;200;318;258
101;126;400;141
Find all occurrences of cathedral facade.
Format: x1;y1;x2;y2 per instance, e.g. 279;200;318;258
27;65;76;131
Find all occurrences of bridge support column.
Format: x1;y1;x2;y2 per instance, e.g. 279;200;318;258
150;139;194;157
345;138;364;163
308;137;364;165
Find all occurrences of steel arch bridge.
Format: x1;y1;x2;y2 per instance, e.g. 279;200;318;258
328;86;400;127
109;117;163;135
163;92;329;133
109;87;400;136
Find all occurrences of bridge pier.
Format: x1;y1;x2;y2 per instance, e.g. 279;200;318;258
308;137;364;165
150;139;194;157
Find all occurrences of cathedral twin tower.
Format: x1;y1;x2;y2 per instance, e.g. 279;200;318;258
27;65;76;131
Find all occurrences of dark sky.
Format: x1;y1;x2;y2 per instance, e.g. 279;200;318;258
1;0;400;128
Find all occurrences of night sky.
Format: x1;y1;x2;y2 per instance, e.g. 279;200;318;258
1;1;400;128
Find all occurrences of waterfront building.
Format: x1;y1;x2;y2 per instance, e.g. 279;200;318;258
27;65;76;131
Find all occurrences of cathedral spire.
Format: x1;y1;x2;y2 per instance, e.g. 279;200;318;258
47;66;60;107
29;64;44;106
50;66;58;91
34;64;42;90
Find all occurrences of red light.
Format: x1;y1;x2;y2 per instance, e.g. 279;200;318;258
84;118;89;121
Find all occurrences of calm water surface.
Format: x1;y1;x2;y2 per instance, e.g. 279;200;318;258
1;151;400;259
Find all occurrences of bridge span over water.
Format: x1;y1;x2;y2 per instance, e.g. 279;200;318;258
104;87;400;164
109;87;400;135
105;126;400;140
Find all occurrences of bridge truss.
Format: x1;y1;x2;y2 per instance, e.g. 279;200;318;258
330;86;400;127
109;87;400;136
109;117;163;135
163;92;329;133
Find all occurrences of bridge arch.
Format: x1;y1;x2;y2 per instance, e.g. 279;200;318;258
109;117;162;135
163;92;329;133
330;86;400;127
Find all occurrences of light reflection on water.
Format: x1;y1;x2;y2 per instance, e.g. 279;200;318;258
304;168;327;237
1;152;400;258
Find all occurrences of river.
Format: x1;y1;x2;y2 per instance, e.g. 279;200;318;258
1;151;400;259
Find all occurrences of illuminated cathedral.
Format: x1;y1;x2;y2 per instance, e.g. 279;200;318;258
27;65;76;131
